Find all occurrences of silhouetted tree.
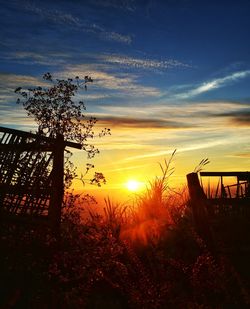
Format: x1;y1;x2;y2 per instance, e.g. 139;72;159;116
15;73;110;188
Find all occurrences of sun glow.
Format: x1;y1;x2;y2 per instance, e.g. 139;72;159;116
126;179;141;192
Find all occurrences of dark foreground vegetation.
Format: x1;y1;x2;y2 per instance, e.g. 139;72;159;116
1;179;250;309
1;75;249;307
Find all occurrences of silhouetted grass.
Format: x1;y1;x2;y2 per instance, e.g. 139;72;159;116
1;158;250;308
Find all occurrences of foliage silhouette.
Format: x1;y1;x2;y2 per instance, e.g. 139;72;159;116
1;151;249;307
15;73;110;188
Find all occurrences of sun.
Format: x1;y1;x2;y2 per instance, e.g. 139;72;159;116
126;179;140;192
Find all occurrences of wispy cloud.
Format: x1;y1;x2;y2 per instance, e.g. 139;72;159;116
25;2;132;44
25;3;82;27
96;115;191;129
0;72;54;131
108;163;150;172
0;101;36;131
175;71;250;99
99;101;249;125
0;73;49;104
0;73;46;87
100;54;191;71
64;64;160;97
217;110;250;126
3;51;69;66
232;152;250;158
90;0;136;11
101;31;131;44
93;101;250;156
124;139;231;162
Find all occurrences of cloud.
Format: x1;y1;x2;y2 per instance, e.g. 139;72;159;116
100;31;132;44
90;0;136;11
64;64;161;97
232;152;250;158
0;73;50;105
3;51;69;66
0;73;48;90
93;101;250;151
108;163;149;172
0;72;46;86
24;2;132;44
99;101;249;123
25;3;82;27
100;54;191;71
0;72;51;130
175;71;250;99
0;101;36;130
217;110;250;126
232;113;250;126
124;139;230;162
83;93;111;101
96;115;191;129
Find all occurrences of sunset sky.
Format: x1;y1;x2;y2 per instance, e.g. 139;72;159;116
1;0;250;201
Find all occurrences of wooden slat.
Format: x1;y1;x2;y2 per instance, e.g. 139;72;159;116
0;126;74;226
200;171;250;179
0;126;82;149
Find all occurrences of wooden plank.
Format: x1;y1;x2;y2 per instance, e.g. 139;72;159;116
64;140;82;149
0;132;7;144
0;126;40;139
48;134;64;231
0;126;82;149
0;126;77;227
200;171;250;179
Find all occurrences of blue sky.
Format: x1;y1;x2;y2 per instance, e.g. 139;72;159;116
1;0;250;196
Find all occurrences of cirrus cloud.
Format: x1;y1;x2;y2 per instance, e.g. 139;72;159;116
174;70;250;99
100;54;191;71
24;1;132;44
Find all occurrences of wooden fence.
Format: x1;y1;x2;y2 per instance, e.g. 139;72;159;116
186;171;250;252
186;172;215;253
0;126;81;230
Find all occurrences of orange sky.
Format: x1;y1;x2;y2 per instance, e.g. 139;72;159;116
71;115;250;203
1;1;250;204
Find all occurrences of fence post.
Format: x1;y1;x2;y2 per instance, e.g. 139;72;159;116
186;172;215;254
49;134;64;232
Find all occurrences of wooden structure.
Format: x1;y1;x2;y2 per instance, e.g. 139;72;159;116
186;173;215;253
0;126;81;229
186;171;250;251
200;171;250;211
